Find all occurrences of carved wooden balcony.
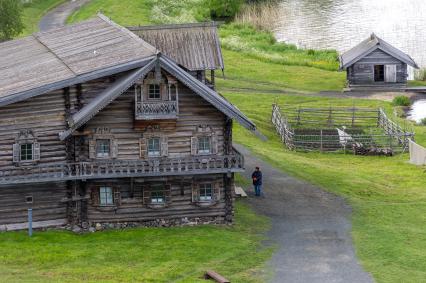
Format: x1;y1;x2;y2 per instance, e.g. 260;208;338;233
0;149;244;185
135;101;178;120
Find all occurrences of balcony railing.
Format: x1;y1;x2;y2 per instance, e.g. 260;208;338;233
0;149;244;185
135;101;178;120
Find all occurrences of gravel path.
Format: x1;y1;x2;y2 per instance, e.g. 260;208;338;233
235;144;374;283
39;0;90;32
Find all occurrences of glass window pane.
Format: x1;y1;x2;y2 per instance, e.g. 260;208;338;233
20;143;33;161
99;187;113;205
148;84;160;99
199;184;213;201
198;136;211;154
96;140;110;158
148;138;160;156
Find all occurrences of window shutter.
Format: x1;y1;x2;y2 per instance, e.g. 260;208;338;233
13;143;20;163
190;137;198;155
91;188;100;206
143;185;151;204
139;138;147;158
214;182;221;201
192;182;199;202
161;137;169;157
33;142;41;161
211;134;218;154
89;139;96;159
165;184;172;203
111;139;118;158
113;187;121;206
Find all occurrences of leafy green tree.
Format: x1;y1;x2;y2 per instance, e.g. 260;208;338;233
0;0;24;41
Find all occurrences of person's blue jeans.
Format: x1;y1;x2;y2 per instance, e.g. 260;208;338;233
254;184;262;196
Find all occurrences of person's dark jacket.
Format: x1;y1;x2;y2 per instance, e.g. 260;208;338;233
252;170;262;186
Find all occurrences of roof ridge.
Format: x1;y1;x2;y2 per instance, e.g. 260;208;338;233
32;34;77;76
96;13;158;54
128;21;221;31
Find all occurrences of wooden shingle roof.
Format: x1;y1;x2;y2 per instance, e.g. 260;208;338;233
0;14;157;103
339;33;419;70
128;22;224;71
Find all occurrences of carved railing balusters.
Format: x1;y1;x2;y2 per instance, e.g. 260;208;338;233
0;148;245;184
135;101;178;120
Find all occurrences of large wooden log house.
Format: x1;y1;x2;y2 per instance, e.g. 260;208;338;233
0;15;255;231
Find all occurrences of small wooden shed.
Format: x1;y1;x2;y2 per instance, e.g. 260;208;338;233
339;33;419;89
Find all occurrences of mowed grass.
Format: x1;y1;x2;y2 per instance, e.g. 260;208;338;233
67;0;153;25
0;201;272;283
20;0;66;36
217;50;346;93
222;91;426;283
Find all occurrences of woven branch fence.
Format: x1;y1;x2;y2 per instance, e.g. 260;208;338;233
271;104;414;154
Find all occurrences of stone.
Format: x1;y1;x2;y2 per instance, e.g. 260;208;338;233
88;227;96;233
95;223;102;231
72;225;82;233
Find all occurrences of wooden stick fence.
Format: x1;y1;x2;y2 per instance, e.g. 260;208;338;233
271;104;414;154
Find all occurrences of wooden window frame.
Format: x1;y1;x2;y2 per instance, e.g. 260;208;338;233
99;186;114;206
197;136;212;155
192;180;221;206
13;130;40;165
89;129;118;160
147;137;161;157
143;183;172;209
96;139;111;158
91;185;121;208
148;84;161;100
191;125;218;156
140;129;168;159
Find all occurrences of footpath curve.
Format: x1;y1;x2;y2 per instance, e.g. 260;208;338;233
235;144;373;283
39;0;90;32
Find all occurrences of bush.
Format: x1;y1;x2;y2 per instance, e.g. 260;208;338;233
207;0;244;19
419;117;426;126
392;96;411;106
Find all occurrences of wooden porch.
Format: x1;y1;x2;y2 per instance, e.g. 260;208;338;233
0;149;244;185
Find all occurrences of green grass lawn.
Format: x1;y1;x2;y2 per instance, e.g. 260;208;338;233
222;91;426;283
21;0;66;36
0;201;272;283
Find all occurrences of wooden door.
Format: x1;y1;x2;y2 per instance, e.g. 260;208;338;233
385;65;397;83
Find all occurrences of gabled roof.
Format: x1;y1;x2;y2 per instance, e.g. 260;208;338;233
339;33;419;70
59;54;255;140
0;14;157;102
128;22;224;71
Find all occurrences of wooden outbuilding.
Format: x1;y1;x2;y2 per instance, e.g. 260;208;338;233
0;14;255;231
339;33;419;89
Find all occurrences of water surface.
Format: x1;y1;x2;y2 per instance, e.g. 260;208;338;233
408;100;426;123
273;0;426;71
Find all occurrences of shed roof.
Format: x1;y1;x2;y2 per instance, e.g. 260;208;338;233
339;33;419;70
128;22;224;71
0;14;157;102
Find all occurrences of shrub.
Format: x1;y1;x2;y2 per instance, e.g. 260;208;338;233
392;96;411;106
419;117;426;126
207;0;244;19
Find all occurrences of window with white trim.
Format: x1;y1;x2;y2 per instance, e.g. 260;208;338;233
199;183;213;202
13;130;40;164
198;136;211;154
148;84;161;99
96;139;110;158
151;190;165;204
99;186;113;206
148;137;161;157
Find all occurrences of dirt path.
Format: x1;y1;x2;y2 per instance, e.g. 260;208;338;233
39;0;90;32
235;144;373;283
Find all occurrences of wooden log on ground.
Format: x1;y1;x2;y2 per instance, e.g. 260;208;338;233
204;270;230;283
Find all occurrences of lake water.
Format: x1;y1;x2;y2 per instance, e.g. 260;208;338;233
408;100;426;123
272;0;426;71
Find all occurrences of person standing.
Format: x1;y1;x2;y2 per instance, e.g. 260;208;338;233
252;167;262;197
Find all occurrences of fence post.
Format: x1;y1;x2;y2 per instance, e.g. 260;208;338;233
28;208;33;237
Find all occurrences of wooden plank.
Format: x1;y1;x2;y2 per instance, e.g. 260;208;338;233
204;270;230;283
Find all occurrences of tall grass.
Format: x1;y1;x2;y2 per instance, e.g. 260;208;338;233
220;24;340;71
235;1;279;30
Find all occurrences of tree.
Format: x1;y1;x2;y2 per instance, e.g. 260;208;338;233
0;0;24;41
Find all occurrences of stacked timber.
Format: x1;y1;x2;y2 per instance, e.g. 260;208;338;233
352;143;393;156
